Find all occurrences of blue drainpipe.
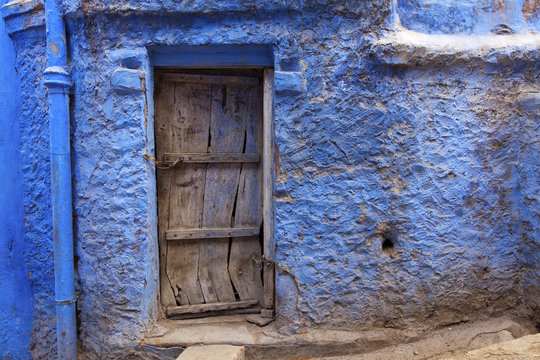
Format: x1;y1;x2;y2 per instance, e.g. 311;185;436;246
43;0;77;358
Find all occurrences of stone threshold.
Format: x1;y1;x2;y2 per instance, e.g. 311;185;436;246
142;316;536;360
177;345;245;360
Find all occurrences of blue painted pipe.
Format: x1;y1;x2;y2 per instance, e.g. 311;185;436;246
43;0;77;358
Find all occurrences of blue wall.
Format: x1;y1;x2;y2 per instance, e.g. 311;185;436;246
0;0;32;357
10;28;57;360
397;0;540;34
1;0;539;358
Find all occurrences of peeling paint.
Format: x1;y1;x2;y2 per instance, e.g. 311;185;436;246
522;0;540;20
48;41;58;54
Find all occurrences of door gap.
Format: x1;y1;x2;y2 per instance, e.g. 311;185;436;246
221;85;227;109
227;236;241;302
241;129;248;154
228;167;241;302
230;175;240;227
259;222;264;283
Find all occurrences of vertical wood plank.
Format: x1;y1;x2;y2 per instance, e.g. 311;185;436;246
262;68;275;313
229;85;264;303
198;85;247;303
155;74;177;307
165;83;211;305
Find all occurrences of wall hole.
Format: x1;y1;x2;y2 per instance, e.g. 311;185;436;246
378;224;398;254
492;23;514;34
382;237;394;251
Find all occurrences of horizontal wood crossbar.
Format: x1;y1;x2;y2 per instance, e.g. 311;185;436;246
166;227;260;240
163;73;260;86
166;300;259;316
163;152;259;164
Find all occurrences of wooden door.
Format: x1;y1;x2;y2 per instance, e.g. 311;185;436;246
154;70;264;318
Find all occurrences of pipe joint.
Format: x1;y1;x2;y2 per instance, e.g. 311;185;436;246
55;297;76;305
44;66;71;90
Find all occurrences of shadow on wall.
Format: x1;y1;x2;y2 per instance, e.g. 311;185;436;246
0;0;33;358
396;0;540;34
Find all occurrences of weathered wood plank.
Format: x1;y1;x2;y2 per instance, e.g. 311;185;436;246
262;261;275;317
166;227;260;240
262;68;275;313
167;306;260;319
164;73;259;86
165;82;211;305
163;152;259;164
155;73;177;307
198;85;248;303
166;300;259;317
229;84;264;304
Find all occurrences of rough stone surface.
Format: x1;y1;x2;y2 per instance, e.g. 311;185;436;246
444;333;540;360
145;316;535;360
396;0;540;34
371;31;540;66
518;91;540;110
63;0;302;14
111;68;144;93
177;345;244;360
316;320;536;360
274;71;304;94
2;0;539;359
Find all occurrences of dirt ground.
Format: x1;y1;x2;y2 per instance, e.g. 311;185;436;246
316;323;539;360
147;315;538;360
442;333;540;360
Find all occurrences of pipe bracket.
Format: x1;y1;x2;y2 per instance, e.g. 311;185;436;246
44;66;71;89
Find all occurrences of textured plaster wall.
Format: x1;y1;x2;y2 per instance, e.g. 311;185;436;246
9;26;58;358
276;58;535;327
2;0;539;358
68;34;159;357
518;81;540;326
0;0;32;357
397;0;540;34
62;0;301;13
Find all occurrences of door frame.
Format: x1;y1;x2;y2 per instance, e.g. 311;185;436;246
149;46;275;319
261;68;275;318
